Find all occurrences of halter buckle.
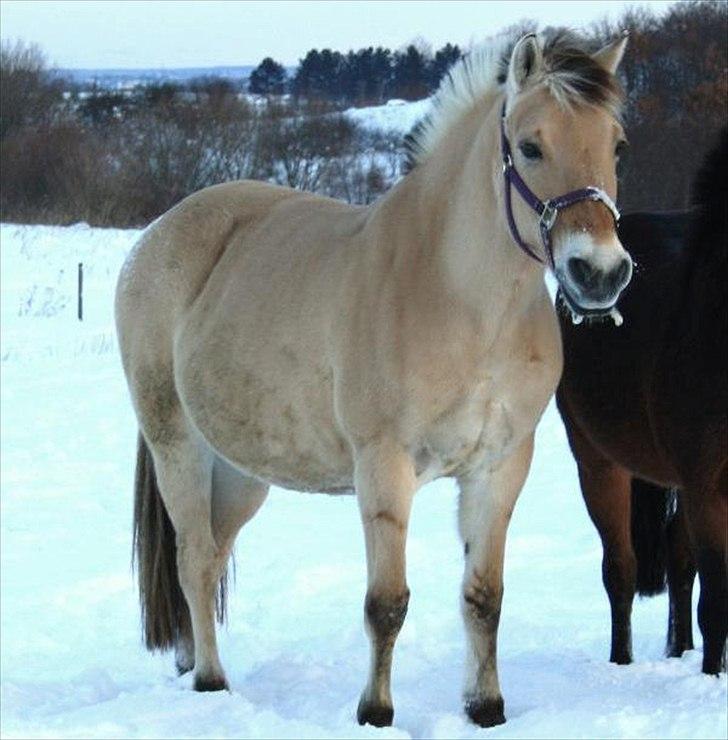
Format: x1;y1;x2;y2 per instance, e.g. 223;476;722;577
502;154;512;174
539;202;558;231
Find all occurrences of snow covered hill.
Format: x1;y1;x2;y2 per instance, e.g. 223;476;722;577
1;222;726;738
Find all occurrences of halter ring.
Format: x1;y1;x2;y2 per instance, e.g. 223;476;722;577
539;202;558;232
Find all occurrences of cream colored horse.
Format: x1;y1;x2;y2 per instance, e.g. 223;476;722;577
116;30;631;727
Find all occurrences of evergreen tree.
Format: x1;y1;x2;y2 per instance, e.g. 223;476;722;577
429;43;462;91
369;47;393;102
249;57;286;95
390;45;430;100
292;49;347;101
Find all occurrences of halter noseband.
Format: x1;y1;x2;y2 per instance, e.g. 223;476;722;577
500;102;620;266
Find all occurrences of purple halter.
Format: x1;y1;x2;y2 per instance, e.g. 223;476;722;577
500;102;620;266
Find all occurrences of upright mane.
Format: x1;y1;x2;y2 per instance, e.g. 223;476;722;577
689;127;728;257
406;28;624;169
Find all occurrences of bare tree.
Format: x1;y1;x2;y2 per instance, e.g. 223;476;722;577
0;39;64;139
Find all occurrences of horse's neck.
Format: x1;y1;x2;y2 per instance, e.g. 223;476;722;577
374;99;545;324
676;237;727;364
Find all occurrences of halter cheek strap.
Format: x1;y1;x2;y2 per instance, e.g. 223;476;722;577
500;102;620;267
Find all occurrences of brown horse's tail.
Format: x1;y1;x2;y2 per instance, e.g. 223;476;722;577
630;478;677;597
132;433;190;650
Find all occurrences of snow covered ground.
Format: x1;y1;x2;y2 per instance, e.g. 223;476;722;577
1;222;726;739
345;98;432;135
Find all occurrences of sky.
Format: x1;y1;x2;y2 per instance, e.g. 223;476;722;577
1;0;676;70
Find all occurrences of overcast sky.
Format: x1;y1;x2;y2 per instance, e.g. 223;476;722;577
1;0;675;69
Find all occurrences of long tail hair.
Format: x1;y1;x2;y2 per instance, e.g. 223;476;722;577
630;477;677;597
132;433;227;650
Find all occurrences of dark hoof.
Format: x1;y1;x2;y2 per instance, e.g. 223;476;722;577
702;641;727;675
465;696;506;727
357;696;394;727
666;643;692;659
702;658;725;676
176;659;194;676
193;674;229;692
609;652;632;666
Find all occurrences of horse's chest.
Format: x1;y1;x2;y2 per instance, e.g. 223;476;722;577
415;363;553;483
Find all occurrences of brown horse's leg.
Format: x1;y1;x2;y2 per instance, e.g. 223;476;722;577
457;435;534;728
665;496;696;658
577;458;635;664
354;439;416;727
682;481;727;675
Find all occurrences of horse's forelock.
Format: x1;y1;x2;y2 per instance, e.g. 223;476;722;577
539;30;625;118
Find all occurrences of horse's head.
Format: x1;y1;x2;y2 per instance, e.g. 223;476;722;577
501;31;632;319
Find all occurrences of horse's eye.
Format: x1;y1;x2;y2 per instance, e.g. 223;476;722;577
615;140;628;159
519;141;542;160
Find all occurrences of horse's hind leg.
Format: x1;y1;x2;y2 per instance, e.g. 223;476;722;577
150;435;232;691
457;435;534;728
665;495;695;657
682;479;727;675
174;456;269;676
577;459;635;664
354;439;416;728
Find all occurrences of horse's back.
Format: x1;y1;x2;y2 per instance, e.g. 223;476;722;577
116;179;367;359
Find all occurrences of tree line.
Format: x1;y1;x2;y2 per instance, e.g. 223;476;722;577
249;42;463;104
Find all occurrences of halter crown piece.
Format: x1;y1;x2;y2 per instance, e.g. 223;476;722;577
499;102;621;267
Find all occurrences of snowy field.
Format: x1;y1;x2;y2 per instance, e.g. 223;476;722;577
1;221;726;739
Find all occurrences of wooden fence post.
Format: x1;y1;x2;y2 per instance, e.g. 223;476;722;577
78;262;83;321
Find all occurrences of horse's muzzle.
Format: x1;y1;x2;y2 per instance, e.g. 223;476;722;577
565;255;632;307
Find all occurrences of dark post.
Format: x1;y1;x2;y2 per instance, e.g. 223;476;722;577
78;262;83;321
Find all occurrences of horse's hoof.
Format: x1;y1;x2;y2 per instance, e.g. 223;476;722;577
702;641;727;675
609;651;632;665
357;696;394;727
175;644;195;676
465;696;506;727
666;641;693;659
701;659;725;676
193;673;229;692
176;656;195;676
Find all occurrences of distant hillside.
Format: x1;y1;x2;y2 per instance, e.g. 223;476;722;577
55;65;259;90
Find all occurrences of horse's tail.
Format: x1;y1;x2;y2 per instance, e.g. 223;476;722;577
630;478;677;597
132;432;190;651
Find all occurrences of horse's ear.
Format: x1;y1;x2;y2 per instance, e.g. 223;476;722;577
507;34;543;94
592;31;629;75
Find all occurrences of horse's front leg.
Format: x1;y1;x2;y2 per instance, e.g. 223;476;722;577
457;435;534;727
354;438;416;727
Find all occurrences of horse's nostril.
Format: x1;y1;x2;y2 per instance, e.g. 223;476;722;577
605;258;631;293
615;258;631;287
567;257;597;289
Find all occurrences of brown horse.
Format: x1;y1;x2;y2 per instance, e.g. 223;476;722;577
116;30;631;727
556;128;727;675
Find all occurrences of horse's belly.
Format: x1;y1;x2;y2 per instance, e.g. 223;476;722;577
179;356;354;493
